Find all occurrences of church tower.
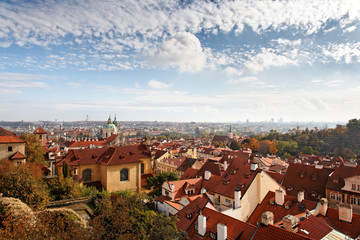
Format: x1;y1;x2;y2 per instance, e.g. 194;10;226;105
102;114;118;139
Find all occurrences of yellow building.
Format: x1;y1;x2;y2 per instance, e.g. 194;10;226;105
0;127;26;165
57;144;153;192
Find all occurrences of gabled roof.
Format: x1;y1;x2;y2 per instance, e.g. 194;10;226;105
177;158;198;172
282;163;333;201
58;147;109;166
97;147;142;165
0;135;24;144
315;207;360;239
33;127;47;134
181;167;199;180
296;215;332;240
0;127;16;136
247;191;318;225
9;151;27;160
186;207;257;240
211;157;260;198
176;196;209;232
212;135;232;143
266;171;285;184
197;161;222;177
64;140;106;148
325;163;360;191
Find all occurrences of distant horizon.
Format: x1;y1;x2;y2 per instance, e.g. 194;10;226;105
1;1;359;122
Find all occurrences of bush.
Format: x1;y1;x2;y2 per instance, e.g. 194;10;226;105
46;176;82;201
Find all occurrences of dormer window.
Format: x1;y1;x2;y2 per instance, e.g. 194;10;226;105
223;179;230;185
286;186;293;191
299;170;306;178
333;177;339;184
311;173;317;181
210;232;216;239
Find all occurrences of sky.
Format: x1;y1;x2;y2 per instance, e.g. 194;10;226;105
0;0;360;123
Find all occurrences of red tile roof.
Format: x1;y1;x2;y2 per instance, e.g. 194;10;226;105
9;151;26;160
58;147;108;166
0;127;16;136
247;191;318;225
282;163;333;201
0;135;24;143
266;171;285;184
186;207;257;240
211;157;260;198
180;167;198;180
177;158;198;172
97;147;142;165
316;207;360;239
154;195;171;203
196;161;222;177
251;224;313;240
64;140;106;148
325;163;360;191
297;215;332;240
34;126;47;134
176;196;209;231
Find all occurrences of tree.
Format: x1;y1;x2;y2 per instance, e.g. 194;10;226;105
149;214;182;240
20;133;46;165
62;162;70;178
0;161;49;209
301;146;314;155
46;176;83;201
249;138;259;152
229;141;241;150
146;172;179;197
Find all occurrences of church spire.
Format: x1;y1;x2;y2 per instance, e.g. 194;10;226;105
113;114;118;127
107;114;112;124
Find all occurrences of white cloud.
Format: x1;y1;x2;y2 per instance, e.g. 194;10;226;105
228;77;258;84
0;72;50;89
343;25;357;33
147;32;206;72
224;67;243;77
147;79;171;89
244;49;297;73
322;42;360;63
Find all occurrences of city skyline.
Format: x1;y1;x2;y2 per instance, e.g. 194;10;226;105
1;1;360;122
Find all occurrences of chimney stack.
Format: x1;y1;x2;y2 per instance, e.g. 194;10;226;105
198;214;206;236
275;189;285;206
234;188;241;209
338;203;352;223
318;198;328;216
297;190;304;203
217;224;227;240
282;215;300;232
251;161;258;171
204;170;211;180
223;160;228;171
261;211;274;226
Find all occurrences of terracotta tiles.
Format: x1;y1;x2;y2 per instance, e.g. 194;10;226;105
0;135;24;143
0;127;16;136
296;215;332;240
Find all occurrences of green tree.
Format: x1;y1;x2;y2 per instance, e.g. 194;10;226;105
146;172;179;197
149;214;182;240
20;133;46;165
301;146;314;155
46;176;83;201
229;141;241;150
0;161;49;209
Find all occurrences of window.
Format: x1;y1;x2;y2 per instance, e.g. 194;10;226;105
336;194;342;201
141;163;144;174
351;196;356;205
82;169;92;182
358;198;360;206
120;168;129;181
8;146;12;152
358;185;360;191
225;199;231;204
352;184;356;190
330;192;336;200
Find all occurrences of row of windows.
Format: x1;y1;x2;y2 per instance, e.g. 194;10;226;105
351;184;360;191
350;196;360;206
82;167;140;182
330;192;342;201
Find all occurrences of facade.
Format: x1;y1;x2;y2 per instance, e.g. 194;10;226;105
0;127;26;165
57;144;153;192
33;127;47;146
325;162;360;211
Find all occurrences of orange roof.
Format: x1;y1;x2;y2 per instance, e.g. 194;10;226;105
10;151;26;160
0;127;16;136
34;127;47;134
0;135;24;143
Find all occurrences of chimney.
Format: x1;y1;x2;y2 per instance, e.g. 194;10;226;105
251;161;258;171
318;198;328;216
297;190;304;203
217;224;227;240
282;215;300;232
261;211;274;226
223;160;228;171
204;170;211;180
201;187;207;194
198;214;206;236
169;183;175;192
234;188;241;209
275;189;285;206
338;203;352;223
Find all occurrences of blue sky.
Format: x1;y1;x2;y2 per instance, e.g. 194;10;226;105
1;0;360;122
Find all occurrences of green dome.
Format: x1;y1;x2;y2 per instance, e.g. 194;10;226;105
103;123;116;129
